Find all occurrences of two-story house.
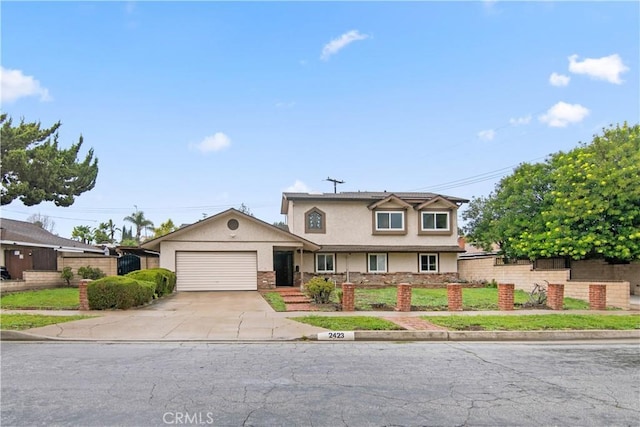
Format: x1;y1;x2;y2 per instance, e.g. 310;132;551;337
142;191;468;291
281;192;468;286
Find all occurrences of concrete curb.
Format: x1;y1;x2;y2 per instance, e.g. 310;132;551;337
3;328;639;342
349;330;640;342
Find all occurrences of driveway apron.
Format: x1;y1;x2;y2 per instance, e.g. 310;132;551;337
21;292;327;341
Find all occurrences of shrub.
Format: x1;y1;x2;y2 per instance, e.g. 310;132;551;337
78;266;106;280
304;277;335;304
485;279;498;289
126;268;176;297
61;267;73;286
87;276;156;310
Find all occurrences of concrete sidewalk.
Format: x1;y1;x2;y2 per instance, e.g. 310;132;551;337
2;291;639;342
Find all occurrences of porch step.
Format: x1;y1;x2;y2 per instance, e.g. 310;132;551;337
281;296;310;303
285;303;318;312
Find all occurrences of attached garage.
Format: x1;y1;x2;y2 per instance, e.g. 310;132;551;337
176;251;257;291
141;209;320;291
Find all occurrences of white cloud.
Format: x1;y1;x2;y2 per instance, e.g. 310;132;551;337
192;132;231;153
568;54;629;84
509;115;532;126
477;129;496;141
539;102;589;127
0;67;51;103
284;180;311;193
321;30;369;61
549;72;570;87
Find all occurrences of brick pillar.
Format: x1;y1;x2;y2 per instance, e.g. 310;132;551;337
447;284;463;311
341;283;355;312
498;283;515;311
589;284;607;310
396;283;412;312
547;284;565;311
79;279;90;311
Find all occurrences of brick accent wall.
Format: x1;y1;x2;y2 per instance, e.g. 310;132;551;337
447;284;463;311
302;272;459;286
342;283;355;312
396;283;412;312
257;271;276;289
589;284;607;310
498;283;515;311
547;283;565;310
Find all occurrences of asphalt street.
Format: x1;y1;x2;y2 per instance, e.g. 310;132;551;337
2;342;639;426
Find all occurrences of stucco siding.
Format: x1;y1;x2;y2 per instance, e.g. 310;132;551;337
288;200;459;247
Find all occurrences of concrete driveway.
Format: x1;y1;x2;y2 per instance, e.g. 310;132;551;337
17;292;327;341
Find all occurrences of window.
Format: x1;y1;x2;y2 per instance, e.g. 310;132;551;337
421;211;450;231
316;253;335;273
368;253;387;273
420;254;438;272
305;208;326;233
376;211;404;230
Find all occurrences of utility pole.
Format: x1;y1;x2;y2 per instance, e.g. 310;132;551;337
325;177;345;193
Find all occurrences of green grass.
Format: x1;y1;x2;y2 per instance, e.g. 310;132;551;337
292;315;404;331
0;314;94;330
0;288;80;310
421;314;640;331
262;292;287;312
340;287;590;311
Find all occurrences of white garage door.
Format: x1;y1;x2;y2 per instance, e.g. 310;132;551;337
176;252;257;291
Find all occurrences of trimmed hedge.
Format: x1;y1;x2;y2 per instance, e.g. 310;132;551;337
87;276;156;310
126;268;176;297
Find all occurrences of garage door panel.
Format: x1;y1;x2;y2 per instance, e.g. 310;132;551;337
176;252;257;291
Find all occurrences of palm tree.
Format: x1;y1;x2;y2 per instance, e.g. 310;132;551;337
98;219;121;244
71;225;94;244
123;210;154;244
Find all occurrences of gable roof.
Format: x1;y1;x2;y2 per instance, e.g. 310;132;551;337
281;191;468;213
0;218;105;253
141;208;321;252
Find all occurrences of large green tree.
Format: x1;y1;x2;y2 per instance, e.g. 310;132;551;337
1;114;99;206
124;210;154;244
464;123;640;262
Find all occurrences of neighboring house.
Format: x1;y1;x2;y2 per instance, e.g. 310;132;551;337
142;191;468;291
0;218;105;280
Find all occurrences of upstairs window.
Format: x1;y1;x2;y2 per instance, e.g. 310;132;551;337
305;208;326;234
375;211;404;231
421;211;450;231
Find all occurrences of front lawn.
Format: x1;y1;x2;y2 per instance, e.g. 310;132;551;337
0;314;94;330
0;288;80;310
340;287;590;311
421;314;640;331
293;315;404;331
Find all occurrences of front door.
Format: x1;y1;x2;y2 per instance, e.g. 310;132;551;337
273;251;293;286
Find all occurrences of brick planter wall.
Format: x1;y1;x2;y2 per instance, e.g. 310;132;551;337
589;284;607;310
498;283;515;311
396;283;412;312
447;284;463;311
547;283;565;310
341;283;355;312
78;279;91;311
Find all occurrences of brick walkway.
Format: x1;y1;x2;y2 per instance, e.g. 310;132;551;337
383;317;449;331
269;288;318;312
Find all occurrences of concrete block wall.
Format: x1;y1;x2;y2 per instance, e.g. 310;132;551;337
565;281;629;310
59;255;118;277
458;257;570;290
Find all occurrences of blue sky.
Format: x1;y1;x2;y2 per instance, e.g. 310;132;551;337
2;1;638;239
